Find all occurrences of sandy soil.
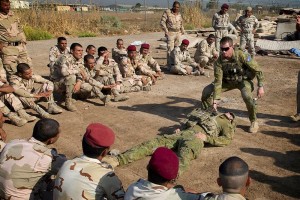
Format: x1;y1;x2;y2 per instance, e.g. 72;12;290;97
4;32;300;200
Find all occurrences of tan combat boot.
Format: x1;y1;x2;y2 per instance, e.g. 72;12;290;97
142;85;151;91
48;103;63;114
100;95;111;106
290;113;300;122
113;95;129;102
17;109;37;122
65;98;77;112
249;121;259;133
7;112;27;127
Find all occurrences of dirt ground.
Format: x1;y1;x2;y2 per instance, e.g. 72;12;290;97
4;32;300;200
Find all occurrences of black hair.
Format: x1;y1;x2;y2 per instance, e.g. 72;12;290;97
17;63;30;74
219;156;249;176
173;1;180;7
147;166;169;185
57;37;67;43
86;45;96;52
84;54;94;62
208;34;215;38
32;119;60;142
220;36;233;46
116;39;123;44
82;138;107;158
70;43;82;51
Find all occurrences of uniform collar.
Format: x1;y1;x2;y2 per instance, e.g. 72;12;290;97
29;137;47;147
0;11;13;18
80;155;102;164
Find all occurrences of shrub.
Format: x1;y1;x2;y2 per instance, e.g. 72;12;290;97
23;25;52;41
78;32;97;37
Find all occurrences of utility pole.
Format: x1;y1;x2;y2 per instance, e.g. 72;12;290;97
144;0;147;22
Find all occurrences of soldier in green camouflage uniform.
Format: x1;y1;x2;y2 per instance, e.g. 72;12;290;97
51;43;84;112
10;63;63;118
0;0;32;76
106;109;236;175
201;37;264;133
236;7;259;56
0;118;66;200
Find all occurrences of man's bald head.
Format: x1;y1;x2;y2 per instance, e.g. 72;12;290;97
218;156;249;193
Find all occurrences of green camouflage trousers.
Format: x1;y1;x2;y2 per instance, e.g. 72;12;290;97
117;129;204;175
201;80;257;122
240;33;255;55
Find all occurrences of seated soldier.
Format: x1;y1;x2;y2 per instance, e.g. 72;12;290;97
10;63;63;118
119;45;152;91
93;48;129;102
169;39;206;76
48;37;70;75
85;44;96;57
112;38;127;65
53;123;125;200
0;118;67;199
194;34;219;70
203;156;251;200
138;43;164;80
125;147;202;200
0;111;7;152
104;109;236;175
51;43;84;112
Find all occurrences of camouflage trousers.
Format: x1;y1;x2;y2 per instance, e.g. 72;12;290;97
95;76;121;96
0;93;24;115
79;82;105;99
1;44;32;76
297;71;300;113
201;80;257;122
19;84;55;116
215;29;228;51
240;33;255;55
195;56;215;68
117;129;204;175
170;64;194;75
53;75;77;99
167;31;182;65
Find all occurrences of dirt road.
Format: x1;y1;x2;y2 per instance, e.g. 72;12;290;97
4;32;300;199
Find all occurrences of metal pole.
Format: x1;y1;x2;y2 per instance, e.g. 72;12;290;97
144;0;147;22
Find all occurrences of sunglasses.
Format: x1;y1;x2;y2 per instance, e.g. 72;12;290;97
220;47;231;52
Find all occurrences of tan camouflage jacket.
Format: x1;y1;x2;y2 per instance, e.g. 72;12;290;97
213;49;264;100
160;9;184;33
51;54;83;82
49;45;70;67
138;53;161;73
0;137;66;200
80;65;104;89
112;47;127;64
0;11;26;43
212;11;230;30
53;155;125;200
119;57;147;79
0;58;7;82
95;57;122;83
236;15;259;34
10;74;53;98
194;39;218;59
170;46;198;68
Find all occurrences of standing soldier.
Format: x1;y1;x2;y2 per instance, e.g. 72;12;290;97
160;1;185;65
201;37;265;133
0;0;31;76
212;4;230;51
236;7;259;57
48;37;70;75
194;34;219;70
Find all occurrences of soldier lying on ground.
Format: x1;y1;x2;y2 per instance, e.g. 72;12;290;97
104;109;236;175
0;118;67;199
125;147;202;200
53;123;125;200
10;63;63;118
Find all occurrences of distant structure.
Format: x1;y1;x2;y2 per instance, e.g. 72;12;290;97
10;0;29;9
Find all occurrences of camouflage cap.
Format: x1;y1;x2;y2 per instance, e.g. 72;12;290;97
84;123;115;148
246;7;252;11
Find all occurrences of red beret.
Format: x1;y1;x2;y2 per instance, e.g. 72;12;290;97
221;4;229;9
127;45;136;51
181;39;189;46
141;43;150;49
84;123;115;147
148;147;179;180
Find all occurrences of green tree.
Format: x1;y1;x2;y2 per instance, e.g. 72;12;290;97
135;3;142;8
206;0;218;9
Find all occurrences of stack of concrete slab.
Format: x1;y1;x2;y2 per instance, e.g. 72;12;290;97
256;20;277;37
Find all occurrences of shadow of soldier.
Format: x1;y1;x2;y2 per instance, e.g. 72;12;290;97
261;130;300;147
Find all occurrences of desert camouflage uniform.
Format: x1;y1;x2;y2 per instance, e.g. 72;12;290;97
0;11;31;76
48;45;70;75
236;15;259;55
204;193;246;200
117;109;236;175
0;137;66;200
119;57;151;92
53;155;125;200
125;179;201;200
160;9;185;64
0;58;7;81
194;39;218;68
9;74;59;117
51;54;83;100
138;53;162;74
112;47;127;65
201;49;264;122
169;46;199;75
212;11;230;51
0;140;5;152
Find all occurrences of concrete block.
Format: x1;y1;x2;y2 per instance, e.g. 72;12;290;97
256;39;300;50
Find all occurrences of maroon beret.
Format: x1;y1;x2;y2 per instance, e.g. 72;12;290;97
221;3;229;9
141;43;150;49
84;123;115;147
148;147;179;180
127;45;136;51
181;39;189;46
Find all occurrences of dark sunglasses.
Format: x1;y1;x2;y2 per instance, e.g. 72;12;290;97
220;47;231;52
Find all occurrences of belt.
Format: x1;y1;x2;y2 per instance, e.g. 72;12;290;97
7;42;21;46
